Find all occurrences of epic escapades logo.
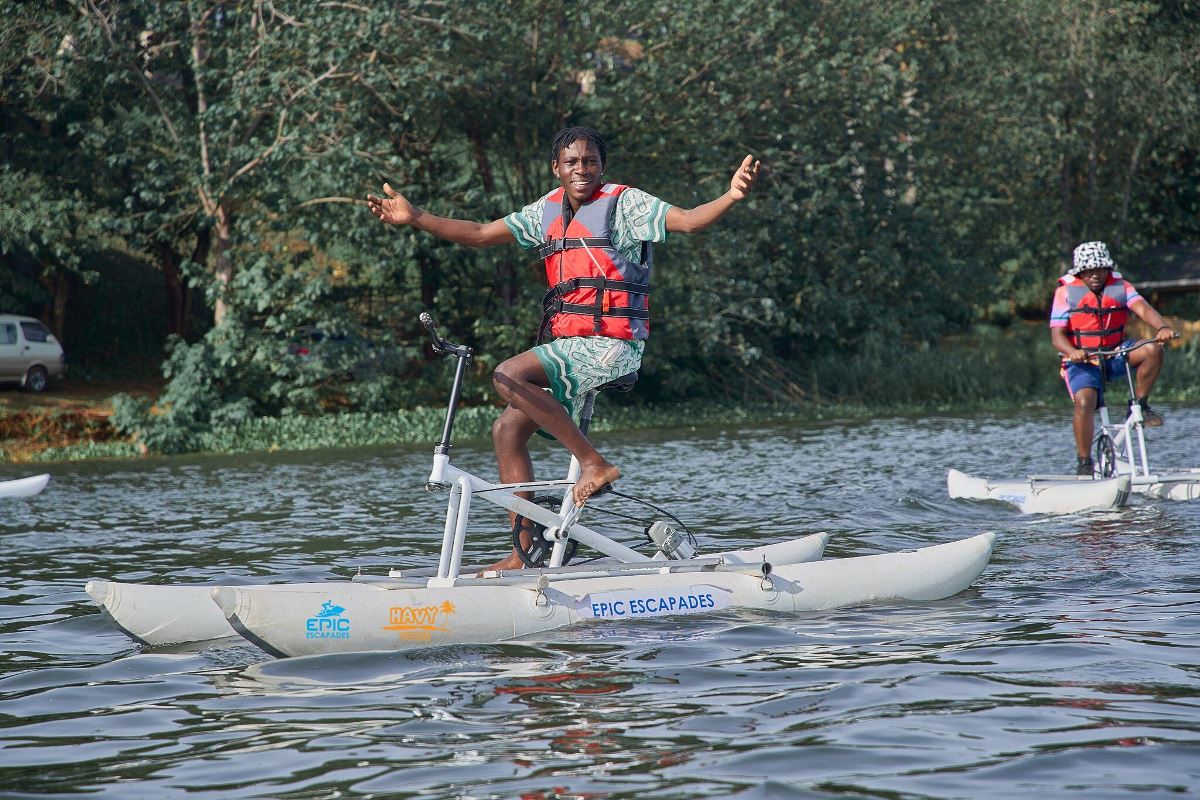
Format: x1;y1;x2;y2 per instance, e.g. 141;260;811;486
579;585;733;619
305;600;351;640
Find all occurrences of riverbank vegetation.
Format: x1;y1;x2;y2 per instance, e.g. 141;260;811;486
3;1;1199;462
7;323;1198;463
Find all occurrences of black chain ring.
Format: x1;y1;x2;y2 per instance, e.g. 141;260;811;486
1094;433;1117;478
512;495;578;568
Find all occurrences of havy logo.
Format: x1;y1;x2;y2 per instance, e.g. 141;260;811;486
305;600;351;640
383;601;456;641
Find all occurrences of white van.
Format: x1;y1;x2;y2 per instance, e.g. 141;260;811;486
0;314;67;392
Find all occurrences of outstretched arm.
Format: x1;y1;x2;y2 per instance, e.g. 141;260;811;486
665;154;761;234
366;183;515;247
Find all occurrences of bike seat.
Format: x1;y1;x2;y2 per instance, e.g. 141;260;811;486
598;371;638;393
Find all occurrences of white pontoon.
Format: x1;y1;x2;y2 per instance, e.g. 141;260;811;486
947;468;1131;514
0;473;49;499
88;315;997;657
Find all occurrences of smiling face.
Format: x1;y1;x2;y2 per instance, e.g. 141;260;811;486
1078;267;1112;293
552;138;604;210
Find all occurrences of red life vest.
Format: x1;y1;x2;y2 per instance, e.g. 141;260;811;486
536;184;651;341
1060;273;1130;349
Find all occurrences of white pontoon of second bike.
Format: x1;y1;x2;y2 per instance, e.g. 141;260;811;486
86;314;997;658
0;474;50;499
947;469;1131;514
1108;460;1200;500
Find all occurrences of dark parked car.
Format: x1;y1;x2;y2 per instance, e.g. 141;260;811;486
284;326;383;378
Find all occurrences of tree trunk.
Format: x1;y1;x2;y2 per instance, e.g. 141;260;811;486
1114;132;1146;250
211;203;233;326
466;127;521;311
1086;130;1098;224
157;242;185;338
184;227;211;337
1059;154;1074;268
38;266;70;343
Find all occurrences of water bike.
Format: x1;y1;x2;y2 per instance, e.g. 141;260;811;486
948;336;1197;512
1084;336;1200;500
0;473;49;499
88;314;996;658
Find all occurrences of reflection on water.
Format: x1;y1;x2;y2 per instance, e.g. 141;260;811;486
1;407;1199;797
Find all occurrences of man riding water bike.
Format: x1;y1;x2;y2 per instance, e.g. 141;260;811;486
1049;241;1175;476
367;126;760;570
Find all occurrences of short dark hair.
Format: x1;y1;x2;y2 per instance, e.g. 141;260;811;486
551;126;607;167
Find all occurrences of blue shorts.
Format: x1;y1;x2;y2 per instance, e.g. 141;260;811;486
1061;340;1133;400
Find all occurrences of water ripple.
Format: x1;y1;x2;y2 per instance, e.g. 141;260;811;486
1;409;1198;797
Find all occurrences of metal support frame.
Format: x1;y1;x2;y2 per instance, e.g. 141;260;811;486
1094;358;1194;486
421;314;655;587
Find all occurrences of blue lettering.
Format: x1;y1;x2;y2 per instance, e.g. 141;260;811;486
585;591;723;619
306;616;351;634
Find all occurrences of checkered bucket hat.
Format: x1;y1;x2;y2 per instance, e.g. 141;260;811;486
1071;241;1115;275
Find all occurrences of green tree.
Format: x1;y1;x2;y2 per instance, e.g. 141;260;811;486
0;2;110;339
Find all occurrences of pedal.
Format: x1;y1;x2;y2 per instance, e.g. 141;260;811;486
647;520;695;560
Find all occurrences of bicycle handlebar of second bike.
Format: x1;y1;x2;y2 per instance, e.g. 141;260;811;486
1088;332;1181;359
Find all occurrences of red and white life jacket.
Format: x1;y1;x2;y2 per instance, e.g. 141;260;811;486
536;184;651;341
1060;273;1130;349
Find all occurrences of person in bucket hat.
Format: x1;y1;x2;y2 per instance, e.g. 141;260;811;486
1049;241;1175;475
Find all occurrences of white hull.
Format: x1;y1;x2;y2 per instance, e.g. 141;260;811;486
88;533;832;648
947;468;1130;514
217;533;995;658
1135;475;1200;501
86;580;237;645
0;473;49;498
1114;460;1200;501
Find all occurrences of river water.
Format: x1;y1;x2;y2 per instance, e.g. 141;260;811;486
1;406;1198;798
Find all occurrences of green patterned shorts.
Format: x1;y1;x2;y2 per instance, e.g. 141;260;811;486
533;336;645;420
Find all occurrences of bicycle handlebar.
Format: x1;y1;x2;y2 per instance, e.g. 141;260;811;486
1089;332;1180;358
419;312;472;358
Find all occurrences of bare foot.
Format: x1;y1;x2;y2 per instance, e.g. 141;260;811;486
573;461;620;507
477;551;527;576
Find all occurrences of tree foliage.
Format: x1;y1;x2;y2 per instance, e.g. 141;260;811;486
2;0;1198;451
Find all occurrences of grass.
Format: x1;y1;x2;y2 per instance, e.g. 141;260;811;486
9;323;1200;464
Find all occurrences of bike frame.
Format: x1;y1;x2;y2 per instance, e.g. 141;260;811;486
418;314;652;587
1093;346;1152;478
1087;336;1197;487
